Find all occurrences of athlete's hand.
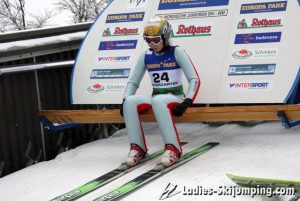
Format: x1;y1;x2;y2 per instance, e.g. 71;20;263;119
172;98;193;117
120;99;125;117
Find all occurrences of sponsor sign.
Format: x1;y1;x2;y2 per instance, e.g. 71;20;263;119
87;83;125;93
99;40;137;50
228;81;272;91
240;1;287;14
170;20;213;38
158;0;229;10
90;69;130;79
237;17;283;29
234;32;281;44
102;25;140;37
106;12;144;23
128;0;149;8
156;9;228;20
97;55;132;63
232;48;278;59
228;64;276;75
87;83;105;93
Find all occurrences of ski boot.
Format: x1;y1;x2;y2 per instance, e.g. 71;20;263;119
157;144;181;169
120;144;147;170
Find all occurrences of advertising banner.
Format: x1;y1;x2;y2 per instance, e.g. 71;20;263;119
71;0;300;104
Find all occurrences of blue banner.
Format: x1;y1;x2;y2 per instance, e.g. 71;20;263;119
298;0;300;6
228;64;276;75
106;12;144;23
158;0;229;10
240;1;287;14
235;32;281;44
90;69;130;79
99;40;137;50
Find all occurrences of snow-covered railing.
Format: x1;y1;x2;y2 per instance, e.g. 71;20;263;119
0;60;74;75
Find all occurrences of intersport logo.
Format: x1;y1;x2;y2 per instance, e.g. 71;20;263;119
228;82;271;91
98;56;131;62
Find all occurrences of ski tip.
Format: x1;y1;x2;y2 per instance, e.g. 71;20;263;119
181;141;188;145
206;142;220;146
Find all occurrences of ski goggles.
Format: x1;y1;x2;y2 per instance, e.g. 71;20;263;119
144;35;163;46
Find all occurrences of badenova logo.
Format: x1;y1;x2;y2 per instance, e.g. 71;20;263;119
232;48;278;59
98;40;137;50
240;1;287;14
87;84;105;93
170;21;212;38
158;0;229;10
237;17;283;29
106;12;144;23
228;81;272;91
234;32;281;44
102;26;140;37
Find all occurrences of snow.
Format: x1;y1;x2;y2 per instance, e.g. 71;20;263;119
0;121;299;201
0;31;87;53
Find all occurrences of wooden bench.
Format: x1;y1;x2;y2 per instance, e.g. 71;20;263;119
39;104;300;124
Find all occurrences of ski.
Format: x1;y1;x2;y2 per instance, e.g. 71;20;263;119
227;173;300;192
49;142;188;201
93;142;219;201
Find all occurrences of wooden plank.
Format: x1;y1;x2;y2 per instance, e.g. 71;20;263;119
39;104;300;124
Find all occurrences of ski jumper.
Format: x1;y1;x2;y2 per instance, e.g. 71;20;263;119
123;46;200;153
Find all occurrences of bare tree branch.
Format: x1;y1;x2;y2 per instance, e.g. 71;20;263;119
0;0;55;32
55;0;109;23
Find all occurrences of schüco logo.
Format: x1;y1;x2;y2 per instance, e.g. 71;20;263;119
232;49;253;59
87;84;105;93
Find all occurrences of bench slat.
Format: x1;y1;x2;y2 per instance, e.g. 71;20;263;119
39;104;300;123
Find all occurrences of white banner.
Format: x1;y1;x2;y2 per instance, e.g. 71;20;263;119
71;0;300;104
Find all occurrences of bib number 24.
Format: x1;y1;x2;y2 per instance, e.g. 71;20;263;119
153;72;170;83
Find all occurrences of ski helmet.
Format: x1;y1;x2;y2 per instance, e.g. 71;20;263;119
143;16;172;46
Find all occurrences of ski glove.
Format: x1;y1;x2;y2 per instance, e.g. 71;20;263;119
172;98;193;117
120;99;125;117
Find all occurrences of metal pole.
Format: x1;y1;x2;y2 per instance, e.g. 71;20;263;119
33;56;47;160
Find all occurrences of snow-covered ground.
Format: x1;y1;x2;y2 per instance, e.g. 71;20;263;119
0;121;299;201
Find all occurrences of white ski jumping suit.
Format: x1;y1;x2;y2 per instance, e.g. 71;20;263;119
123;46;200;153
